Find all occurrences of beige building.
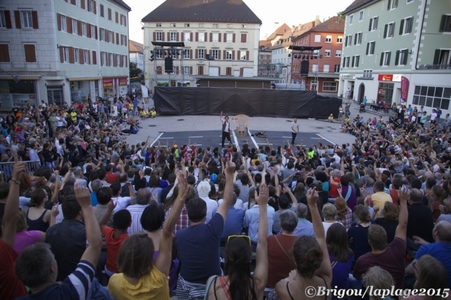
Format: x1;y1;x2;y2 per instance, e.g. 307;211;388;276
141;0;261;88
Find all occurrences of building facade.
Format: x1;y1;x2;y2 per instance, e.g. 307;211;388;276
0;0;130;110
291;16;344;93
129;40;144;72
141;0;261;88
338;0;451;114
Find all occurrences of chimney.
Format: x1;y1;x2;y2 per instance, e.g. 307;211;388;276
274;22;279;30
315;15;321;26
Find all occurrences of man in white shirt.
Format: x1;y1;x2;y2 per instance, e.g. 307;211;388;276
291;118;300;145
220;111;232;148
126;188;151;235
109;182;132;213
196;180;219;223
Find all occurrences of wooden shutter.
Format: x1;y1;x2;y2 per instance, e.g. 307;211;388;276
399;19;404;35
92;50;97;64
24;44;36;62
232;33;235;43
190;66;192;74
57;14;61;31
177;32;179;41
195;32;198;41
223;33;226;42
67;16;72;33
204;32;207;41
113;54;116;67
232;50;235;60
0;44;10;62
95;26;98;39
241;33;246;43
71;0;76;4
105;30;109;42
226;67;231;76
79;49;84;64
223;50;226;59
115;12;118;23
77;20;82;35
157;66;162;74
218;50;221;60
81;0;85;9
190;33;193;41
69;47;75;63
210;33;212;42
219;33;221;42
190;49;192;58
239;68;243;76
167;32;170;41
116;33;119;44
181;32;184;41
87;24;91;37
198;66;203;75
32;12;40;30
246;51;249;60
59;47;64;63
153;32;156;41
93;1;97;14
5;11;12;28
14;11;21;29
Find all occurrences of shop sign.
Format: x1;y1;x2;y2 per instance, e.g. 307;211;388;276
103;78;113;88
341;74;354;80
378;74;393;81
119;78;128;86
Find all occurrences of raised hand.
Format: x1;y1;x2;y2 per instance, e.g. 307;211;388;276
74;185;92;208
225;160;236;177
307;187;319;207
255;183;269;206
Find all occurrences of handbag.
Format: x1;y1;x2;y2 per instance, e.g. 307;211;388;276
274;235;296;268
203;275;218;300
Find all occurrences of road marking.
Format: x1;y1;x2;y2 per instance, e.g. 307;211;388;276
188;136;203;138
232;130;240;152
282;136;292;139
248;129;258;149
158;137;174;140
316;134;335;145
150;133;164;147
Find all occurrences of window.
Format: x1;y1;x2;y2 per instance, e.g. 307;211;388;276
99;28;105;41
212;49;219;59
0;10;7;28
359;11;364;21
108;8;111;20
184;23;190;27
184;66;191;74
21;11;33;28
198;66;204;75
369;16;379;31
352;55;360;67
199;23;204;28
109;53;113;66
395;49;409;65
72;19;77;34
213;23;219;28
400;17;413;35
363;69;373;77
334;64;340;73
345;35;352;47
121;35;127;46
24;44;36;62
433;49;451;65
337;36;343;43
387;0;399;10
324;49;331;57
183;49;190;59
120;15;126;26
74;48;79;63
323;82;337;92
314;34;321;42
108;31;113;43
325;35;332;43
354;32;362;45
198;32;205;42
60;15;67;32
312;63;318;73
0;44;10;62
349;15;354;25
240;33;247;43
100;51;105;66
440;15;451;32
380;51;391;66
239;50;247;60
90;25;95;38
384;22;395;38
226;50;232;60
344;57;350;68
170;32;177;41
412;86;450;110
366;41;376;55
156;32;163;41
155;49;162;59
171;23;176;27
198;48;205;59
335;50;342;57
406;0;413;3
184;32;191;41
226;33;233;42
156;23;161;27
63;47;69;63
100;4;104;17
212;33;219;42
323;64;330;73
82;22;86;36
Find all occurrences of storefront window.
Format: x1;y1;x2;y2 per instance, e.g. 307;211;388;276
412;86;450;109
378;82;394;104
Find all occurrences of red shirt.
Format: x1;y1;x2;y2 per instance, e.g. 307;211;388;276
105;172;120;184
267;234;298;288
102;226;129;273
0;240;27;299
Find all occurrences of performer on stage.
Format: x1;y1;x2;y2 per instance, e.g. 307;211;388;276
220;111;232;148
291;118;299;145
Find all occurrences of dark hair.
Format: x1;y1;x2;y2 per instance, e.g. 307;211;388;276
186;197;207;222
373;181;385;192
354;204;370;223
29;188;47;207
224;236;258;300
110;182;121;196
141;201;165;232
382;202;399;220
15;243;54;288
149;174;160;188
278;193;291;210
117;233;154;279
326;223;352;262
0;181;9;199
368;224;388;251
96;187;113;205
113;209;132;230
293;236;323;278
61;194;81;219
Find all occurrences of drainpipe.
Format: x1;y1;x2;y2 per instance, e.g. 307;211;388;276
414;0;428;70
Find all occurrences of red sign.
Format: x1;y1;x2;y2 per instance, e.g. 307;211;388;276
119;77;127;86
378;74;393;81
400;76;409;102
103;78;113;88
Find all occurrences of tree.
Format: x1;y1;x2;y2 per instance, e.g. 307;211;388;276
129;62;143;82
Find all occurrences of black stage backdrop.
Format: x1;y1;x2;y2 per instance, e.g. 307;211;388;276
153;87;342;119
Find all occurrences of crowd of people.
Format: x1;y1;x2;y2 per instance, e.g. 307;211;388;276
0;99;451;300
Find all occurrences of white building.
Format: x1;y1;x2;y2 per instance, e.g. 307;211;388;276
129;40;144;72
0;0;130;110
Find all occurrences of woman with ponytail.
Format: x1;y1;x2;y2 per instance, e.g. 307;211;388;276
205;178;270;299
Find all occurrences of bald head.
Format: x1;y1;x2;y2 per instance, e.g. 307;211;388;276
434;221;451;242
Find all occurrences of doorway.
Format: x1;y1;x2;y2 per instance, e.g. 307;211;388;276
47;87;64;106
358;83;365;103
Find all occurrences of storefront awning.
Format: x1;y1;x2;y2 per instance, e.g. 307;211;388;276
0;75;41;80
67;77;101;82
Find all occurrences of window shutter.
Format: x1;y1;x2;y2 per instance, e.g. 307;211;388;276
81;0;85;9
78;20;82;35
198;66;203;75
219;33;221;42
0;44;10;62
218;50;221;60
5;11;12;28
233;33;236;43
433;49;440;65
14;11;21;29
93;1;97;14
80;49;84;64
32;11;39;29
105;30;109;42
403;50;408;65
88;50;91;64
195;49;198;59
125;59;128;68
217;67;220;75
232;50;235;60
69;47;75;63
116;33;119;44
181;32;184;41
24;44;36;62
223;33;226;42
223;50;226;59
59;47;64;62
57;14;61;31
383;24;388;38
190;32;193;41
190;49;192;58
95;26;98;39
157;66;162;74
195;32;198;41
240;68;243;76
92;50;97;64
354;33;357;45
210;33;212;42
392;22;395;37
67;17;72;33
345;36;348;46
153;32;156;41
439;15;446;32
395;50;400;66
387;52;391;65
115;12;118;23
380;53;384;66
241;33;246;43
246;51;249;60
366;43;369;55
368;19;372;31
167;32;170;41
204;32;207;41
399;19;404;35
87;24;91;37
177;32;179;41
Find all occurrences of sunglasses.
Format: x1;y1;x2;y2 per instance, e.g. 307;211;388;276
227;235;251;246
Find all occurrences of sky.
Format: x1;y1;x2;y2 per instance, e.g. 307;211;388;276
125;0;356;43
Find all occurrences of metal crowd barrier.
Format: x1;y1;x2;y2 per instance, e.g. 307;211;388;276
0;160;41;181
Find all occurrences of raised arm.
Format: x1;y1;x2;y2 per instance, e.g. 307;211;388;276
307;188;332;280
155;169;190;276
253;182;269;293
75;186;102;268
215;161;235;222
2;159;26;247
395;187;409;241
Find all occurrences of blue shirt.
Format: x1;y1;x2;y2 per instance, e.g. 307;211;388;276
243;205;275;243
218;207;244;241
416;242;451;287
293;218;315;237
